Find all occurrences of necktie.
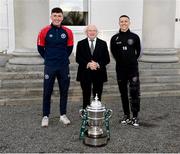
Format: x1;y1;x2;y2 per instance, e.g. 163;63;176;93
90;40;94;55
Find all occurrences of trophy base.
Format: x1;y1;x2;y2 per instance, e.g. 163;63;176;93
83;133;108;147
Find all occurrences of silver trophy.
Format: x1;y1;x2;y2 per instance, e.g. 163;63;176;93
79;94;112;146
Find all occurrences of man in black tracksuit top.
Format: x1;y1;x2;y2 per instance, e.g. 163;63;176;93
110;15;141;126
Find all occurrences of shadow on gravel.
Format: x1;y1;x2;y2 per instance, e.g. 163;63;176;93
140;122;158;128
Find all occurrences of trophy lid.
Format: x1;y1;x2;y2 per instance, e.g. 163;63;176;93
89;94;105;109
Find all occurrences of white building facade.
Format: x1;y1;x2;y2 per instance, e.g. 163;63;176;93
0;0;179;63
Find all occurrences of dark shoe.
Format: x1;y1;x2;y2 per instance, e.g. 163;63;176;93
132;117;139;127
120;115;131;125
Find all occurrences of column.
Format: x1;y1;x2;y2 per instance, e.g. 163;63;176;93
175;0;180;49
140;0;179;63
6;0;49;71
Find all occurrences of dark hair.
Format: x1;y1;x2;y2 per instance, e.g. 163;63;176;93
51;7;63;14
119;15;130;20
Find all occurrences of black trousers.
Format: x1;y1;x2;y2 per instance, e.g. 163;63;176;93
117;72;140;117
80;79;103;109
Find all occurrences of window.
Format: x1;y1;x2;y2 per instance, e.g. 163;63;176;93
60;0;88;26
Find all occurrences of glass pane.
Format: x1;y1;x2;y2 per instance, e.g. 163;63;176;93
61;0;88;26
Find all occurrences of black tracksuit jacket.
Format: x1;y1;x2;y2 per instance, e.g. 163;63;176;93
110;29;141;79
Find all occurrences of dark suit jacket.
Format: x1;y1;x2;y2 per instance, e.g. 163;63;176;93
76;38;110;83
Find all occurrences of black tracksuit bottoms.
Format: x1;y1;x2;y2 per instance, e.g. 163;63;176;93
117;70;140;118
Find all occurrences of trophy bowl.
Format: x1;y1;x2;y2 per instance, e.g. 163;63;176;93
87;107;106;137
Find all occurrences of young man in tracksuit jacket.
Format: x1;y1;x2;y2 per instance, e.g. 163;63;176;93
37;7;74;127
110;15;141;126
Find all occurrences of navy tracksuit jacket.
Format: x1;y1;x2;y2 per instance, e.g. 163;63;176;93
37;23;73;116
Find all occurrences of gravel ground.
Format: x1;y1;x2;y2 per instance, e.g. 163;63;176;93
0;96;180;153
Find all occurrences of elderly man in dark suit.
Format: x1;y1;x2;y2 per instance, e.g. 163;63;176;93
76;24;110;109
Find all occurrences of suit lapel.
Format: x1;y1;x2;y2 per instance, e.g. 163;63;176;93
85;38;92;56
93;38;100;56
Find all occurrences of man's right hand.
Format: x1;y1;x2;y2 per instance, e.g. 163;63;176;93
87;61;99;70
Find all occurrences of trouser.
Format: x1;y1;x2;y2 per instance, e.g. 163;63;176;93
80;79;103;109
117;74;140;117
42;65;70;117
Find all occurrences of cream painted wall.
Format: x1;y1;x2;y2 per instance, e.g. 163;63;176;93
14;0;49;51
90;0;143;32
90;0;143;49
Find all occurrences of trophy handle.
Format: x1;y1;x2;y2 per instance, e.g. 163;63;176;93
79;109;86;118
105;109;112;140
105;109;112;119
79;109;88;139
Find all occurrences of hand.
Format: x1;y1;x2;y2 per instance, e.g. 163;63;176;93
87;61;100;70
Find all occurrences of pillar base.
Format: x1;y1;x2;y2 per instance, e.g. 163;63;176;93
139;48;179;63
6;48;44;71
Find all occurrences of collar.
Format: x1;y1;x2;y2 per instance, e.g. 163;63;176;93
119;29;130;34
51;23;62;29
88;37;97;42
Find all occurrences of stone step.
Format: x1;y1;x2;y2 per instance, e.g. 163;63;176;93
140;83;180;91
1;83;180;99
139;69;180;76
140;76;180;83
0;72;44;80
139;62;180;69
0;68;180;81
5;63;44;72
5;58;180;72
2;61;180;76
1;76;180;89
106;63;180;70
1;78;180;90
1;90;180;105
0;87;81;99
